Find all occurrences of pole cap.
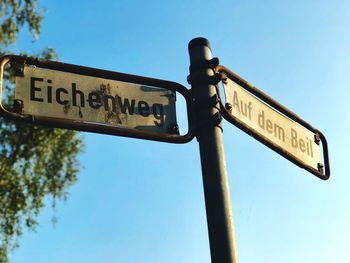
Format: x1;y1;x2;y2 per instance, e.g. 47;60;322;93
188;37;211;52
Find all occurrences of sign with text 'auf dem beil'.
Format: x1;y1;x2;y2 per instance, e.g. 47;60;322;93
218;66;329;180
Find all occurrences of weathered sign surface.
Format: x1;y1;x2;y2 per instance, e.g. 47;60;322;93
218;66;329;179
15;66;177;134
223;76;322;169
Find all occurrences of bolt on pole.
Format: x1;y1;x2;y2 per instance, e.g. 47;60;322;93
188;38;238;263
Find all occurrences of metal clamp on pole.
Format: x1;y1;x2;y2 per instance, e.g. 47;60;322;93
192;93;223;137
189;57;220;74
187;72;222;85
188;37;238;263
187;55;223;137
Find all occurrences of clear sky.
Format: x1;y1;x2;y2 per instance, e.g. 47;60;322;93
7;0;350;262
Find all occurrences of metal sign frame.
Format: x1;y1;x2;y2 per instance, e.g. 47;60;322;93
0;55;194;143
216;65;330;180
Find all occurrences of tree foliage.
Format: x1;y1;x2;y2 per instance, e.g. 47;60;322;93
0;0;42;46
0;1;84;262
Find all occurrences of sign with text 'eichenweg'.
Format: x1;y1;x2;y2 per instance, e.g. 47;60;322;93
15;66;176;134
222;73;324;177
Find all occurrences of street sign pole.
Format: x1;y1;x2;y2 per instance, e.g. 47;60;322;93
188;38;238;263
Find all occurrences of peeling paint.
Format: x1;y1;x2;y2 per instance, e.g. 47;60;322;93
63;101;70;114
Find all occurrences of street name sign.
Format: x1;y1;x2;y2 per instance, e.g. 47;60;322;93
16;67;174;132
217;65;330;180
0;55;193;143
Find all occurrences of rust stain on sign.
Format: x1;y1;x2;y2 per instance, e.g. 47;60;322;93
97;83;123;124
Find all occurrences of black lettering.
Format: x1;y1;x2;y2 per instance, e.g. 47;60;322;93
138;101;150;117
299;138;306;152
72;83;85;107
30;77;44;102
310;138;314;157
103;95;117;112
152;103;164;127
47;86;52;103
258;110;265;129
232;91;240;112
274;124;285;142
248;102;252;120
47;79;52;103
56;88;68;105
266;120;273;133
306;138;310;155
241;101;247;117
291;128;298;148
117;96;135;114
87;92;101;109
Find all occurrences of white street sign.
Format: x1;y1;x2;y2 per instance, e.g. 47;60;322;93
15;66;177;134
223;76;323;173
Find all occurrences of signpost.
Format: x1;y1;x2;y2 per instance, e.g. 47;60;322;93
0;39;330;263
187;38;238;263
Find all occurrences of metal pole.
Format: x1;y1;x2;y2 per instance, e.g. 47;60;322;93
188;38;238;263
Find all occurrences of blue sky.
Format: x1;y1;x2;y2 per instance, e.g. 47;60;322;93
7;0;350;262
